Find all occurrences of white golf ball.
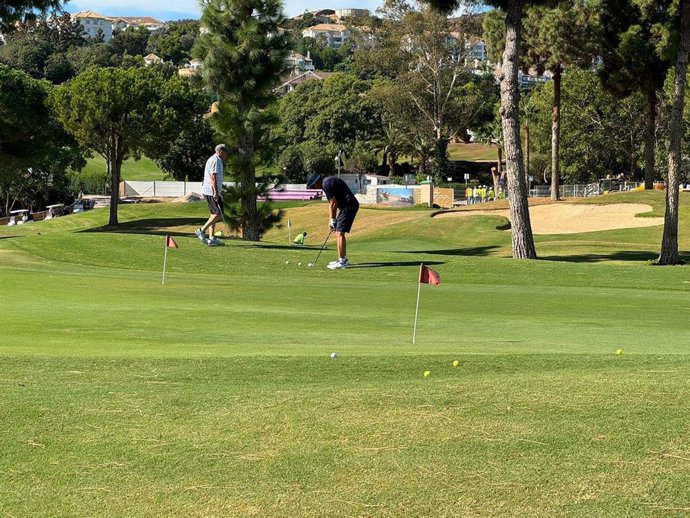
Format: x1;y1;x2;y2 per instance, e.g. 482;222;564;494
308;263;314;267
285;260;289;265
330;352;337;359
298;262;302;266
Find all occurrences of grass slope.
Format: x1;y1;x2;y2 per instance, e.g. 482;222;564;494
1;191;689;517
78;154;167;182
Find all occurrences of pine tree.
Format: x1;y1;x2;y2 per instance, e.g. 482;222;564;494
425;0;558;259
658;0;690;265
194;0;289;241
599;0;673;190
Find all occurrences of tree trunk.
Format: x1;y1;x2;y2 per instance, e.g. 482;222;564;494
524;123;529;187
644;88;657;190
550;64;562;201
238;131;260;242
499;0;536;259
658;0;690;265
108;136;122;227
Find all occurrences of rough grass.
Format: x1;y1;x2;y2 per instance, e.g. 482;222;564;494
1;190;689;517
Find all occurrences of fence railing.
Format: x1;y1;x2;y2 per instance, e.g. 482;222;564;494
529;182;644;199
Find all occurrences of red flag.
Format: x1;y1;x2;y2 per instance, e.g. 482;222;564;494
419;264;440;285
165;235;178;249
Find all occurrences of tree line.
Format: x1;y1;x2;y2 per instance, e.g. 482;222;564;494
2;0;690;263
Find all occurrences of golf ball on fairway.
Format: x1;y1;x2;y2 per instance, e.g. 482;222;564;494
298;262;302;266
423;370;431;378
285;261;289;265
308;263;314;267
616;349;623;356
452;360;459;367
330;352;337;359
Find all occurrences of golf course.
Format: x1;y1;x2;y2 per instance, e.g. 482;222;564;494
1;190;689;517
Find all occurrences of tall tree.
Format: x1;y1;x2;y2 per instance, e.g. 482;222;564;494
426;0;558;259
529;67;646;183
599;0;673;190
0;64;83;215
194;0;289;241
485;3;599;201
658;0;690;265
0;14;85;83
50;67;206;226
147;20;200;65
0;0;62;32
523;2;600;200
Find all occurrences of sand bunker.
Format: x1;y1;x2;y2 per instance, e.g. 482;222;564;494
436;203;663;234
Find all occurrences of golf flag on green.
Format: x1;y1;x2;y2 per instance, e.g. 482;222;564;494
162;234;178;285
419;264;440;285
413;263;440;343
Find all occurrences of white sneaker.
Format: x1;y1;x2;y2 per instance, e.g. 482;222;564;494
195;228;206;242
327;259;340;266
327;258;349;270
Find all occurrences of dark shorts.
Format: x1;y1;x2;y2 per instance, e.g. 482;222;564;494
336;202;359;233
205;195;221;214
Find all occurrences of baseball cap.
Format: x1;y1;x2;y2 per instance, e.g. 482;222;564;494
306;173;322;189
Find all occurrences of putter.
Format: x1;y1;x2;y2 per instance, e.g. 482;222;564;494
310;229;332;267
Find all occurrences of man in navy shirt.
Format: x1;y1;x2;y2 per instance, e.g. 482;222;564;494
306;173;359;269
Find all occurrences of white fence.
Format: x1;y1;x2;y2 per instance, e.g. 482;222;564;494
120;181;315;198
121;181;242;198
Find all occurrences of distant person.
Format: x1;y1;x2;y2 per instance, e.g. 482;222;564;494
195;144;228;246
306;173;359;270
293;231;307;246
488;187;494;200
472;186;479;204
465;186;473;204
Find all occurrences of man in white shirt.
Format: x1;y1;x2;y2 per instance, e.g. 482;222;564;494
195;144;228;246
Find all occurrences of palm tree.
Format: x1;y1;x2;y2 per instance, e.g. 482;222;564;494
371;121;411;176
475;118;505;198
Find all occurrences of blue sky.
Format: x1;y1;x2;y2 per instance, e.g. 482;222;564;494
65;0;484;21
66;0;383;20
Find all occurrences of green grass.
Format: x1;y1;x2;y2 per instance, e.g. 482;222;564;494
78;154;167;182
448;142;499;161
1;191;689;517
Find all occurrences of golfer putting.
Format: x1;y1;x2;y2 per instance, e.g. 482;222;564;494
306;173;359;269
195;143;228;247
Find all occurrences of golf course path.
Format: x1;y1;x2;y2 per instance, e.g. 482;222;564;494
436;203;663;234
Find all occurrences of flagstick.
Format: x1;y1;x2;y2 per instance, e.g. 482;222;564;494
412;263;423;344
162;241;169;285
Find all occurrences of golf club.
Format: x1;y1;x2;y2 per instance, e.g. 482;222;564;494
215;196;231;236
309;229;332;267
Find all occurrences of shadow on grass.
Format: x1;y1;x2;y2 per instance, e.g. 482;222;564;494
398;246;501;257
81;218;202;235
538;250;686;263
251;244;331;251
349;260;444;269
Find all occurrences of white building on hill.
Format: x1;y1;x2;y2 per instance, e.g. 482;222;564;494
111;16;165;31
72;11;113;41
302;23;349;48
